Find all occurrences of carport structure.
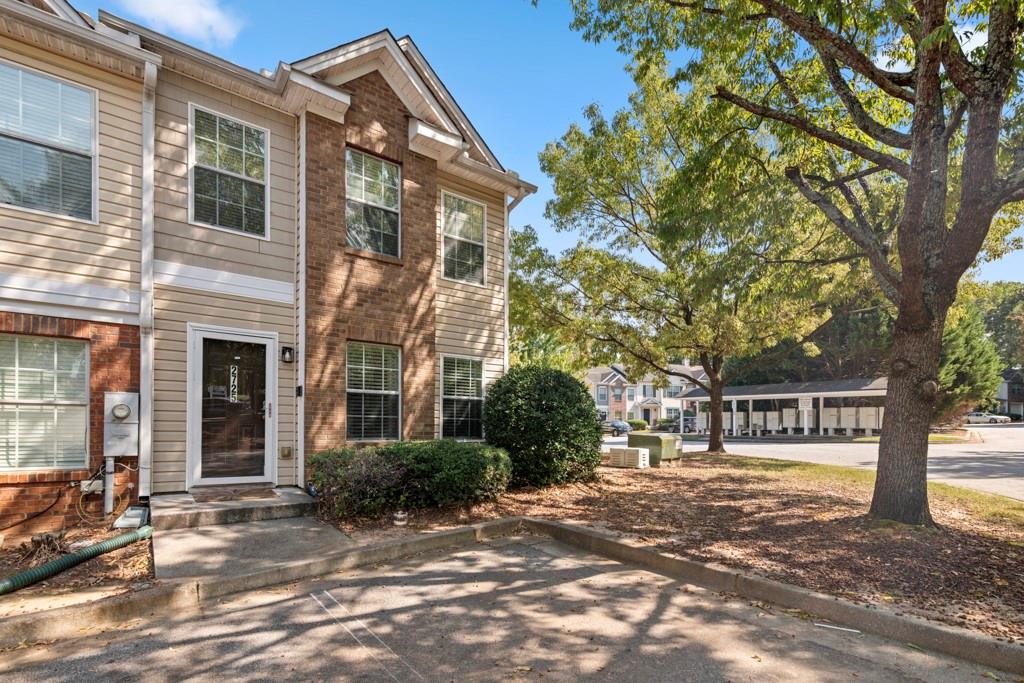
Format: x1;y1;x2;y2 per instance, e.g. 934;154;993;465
681;377;888;436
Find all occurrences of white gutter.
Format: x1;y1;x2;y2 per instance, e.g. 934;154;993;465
295;112;308;488
138;61;157;499
503;193;511;373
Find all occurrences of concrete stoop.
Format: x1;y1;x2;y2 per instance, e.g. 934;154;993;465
149;487;349;580
149;487;316;530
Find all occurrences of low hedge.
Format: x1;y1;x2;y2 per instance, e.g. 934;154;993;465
308;440;511;518
627;419;648;431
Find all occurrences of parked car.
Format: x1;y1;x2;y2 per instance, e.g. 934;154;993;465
600;420;633;437
965;411;1012;424
652;417;696;434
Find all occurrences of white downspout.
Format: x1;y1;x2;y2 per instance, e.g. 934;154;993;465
138;61;157;499
296;111;308;487
503;193;510;372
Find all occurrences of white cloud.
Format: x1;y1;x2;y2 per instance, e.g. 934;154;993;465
115;0;242;47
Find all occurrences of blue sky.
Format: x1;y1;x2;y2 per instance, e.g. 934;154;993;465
76;0;1023;282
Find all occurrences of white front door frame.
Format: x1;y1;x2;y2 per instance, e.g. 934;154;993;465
186;322;278;489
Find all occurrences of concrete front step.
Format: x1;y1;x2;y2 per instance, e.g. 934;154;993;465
151;516;353;580
149;487;316;530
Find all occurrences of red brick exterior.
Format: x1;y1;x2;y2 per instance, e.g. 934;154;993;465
0;313;140;543
304;71;437;452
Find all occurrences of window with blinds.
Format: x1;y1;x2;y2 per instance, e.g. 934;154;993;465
0;61;95;221
441;356;483;439
0;335;89;470
442;192;485;284
191;107;268;237
346;149;400;257
346;342;400;440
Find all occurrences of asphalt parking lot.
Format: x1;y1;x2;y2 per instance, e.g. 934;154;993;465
2;535;1004;682
607;423;1024;499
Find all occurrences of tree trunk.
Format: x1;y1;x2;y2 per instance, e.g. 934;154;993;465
869;313;945;525
707;376;726;453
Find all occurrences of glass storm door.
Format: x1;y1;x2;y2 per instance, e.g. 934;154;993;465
189;326;276;487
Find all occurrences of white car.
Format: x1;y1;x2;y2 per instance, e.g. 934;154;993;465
965;411;1012;424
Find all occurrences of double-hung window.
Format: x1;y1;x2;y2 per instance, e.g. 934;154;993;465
346;149;400;257
441;356;483;439
191;106;268;237
0;61;95;221
346;342;400;440
442;192;486;284
626;387;635;401
596;385;608;404
0;335;89;470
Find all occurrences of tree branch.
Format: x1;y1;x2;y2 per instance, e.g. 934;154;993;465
785;166;902;304
714;87;911;178
818;53;912;148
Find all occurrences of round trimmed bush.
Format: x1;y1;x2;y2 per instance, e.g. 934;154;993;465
483;366;602;487
627;419;648;431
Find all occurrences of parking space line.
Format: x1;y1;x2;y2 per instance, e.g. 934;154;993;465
309;592;403;683
324;590;427;682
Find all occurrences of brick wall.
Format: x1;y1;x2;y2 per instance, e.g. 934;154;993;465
0;313;140;543
305;71;438;452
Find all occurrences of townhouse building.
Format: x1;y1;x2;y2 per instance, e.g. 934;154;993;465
584;364;705;425
0;0;534;539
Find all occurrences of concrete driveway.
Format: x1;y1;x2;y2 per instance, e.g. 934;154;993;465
0;535;1003;682
608;423;1024;500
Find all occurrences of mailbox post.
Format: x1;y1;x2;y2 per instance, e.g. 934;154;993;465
798;396;813;435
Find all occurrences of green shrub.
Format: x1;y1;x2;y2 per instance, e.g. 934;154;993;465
627;419;648;431
308;440;510;518
376;440;511;508
482;365;602;487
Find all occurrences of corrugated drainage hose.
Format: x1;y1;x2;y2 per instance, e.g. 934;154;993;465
0;525;153;596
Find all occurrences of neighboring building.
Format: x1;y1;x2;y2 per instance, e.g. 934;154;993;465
584;363;706;424
0;0;534;538
996;368;1024;417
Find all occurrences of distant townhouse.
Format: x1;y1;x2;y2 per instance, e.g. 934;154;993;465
583;363;706;424
0;0;534;538
996;368;1024;417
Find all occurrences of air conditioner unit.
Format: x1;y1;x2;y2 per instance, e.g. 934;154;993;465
607;447;650;469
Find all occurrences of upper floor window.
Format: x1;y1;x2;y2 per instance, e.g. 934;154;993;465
613;386;622;401
346;342;400;441
0;335;89;470
0;61;95;221
627;387;635;401
190;106;268;237
642;384;655;398
597;385;608;404
442;191;485;284
442;356;483;439
346;149;400;257
666;385;683;398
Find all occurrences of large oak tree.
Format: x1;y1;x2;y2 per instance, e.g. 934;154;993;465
566;0;1024;524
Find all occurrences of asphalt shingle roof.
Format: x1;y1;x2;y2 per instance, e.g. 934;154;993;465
681;377;888;399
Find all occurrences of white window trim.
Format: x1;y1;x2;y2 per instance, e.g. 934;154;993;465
346;341;402;442
0;334;90;471
440;353;485;441
596;385;609;404
187;102;272;242
440;189;488;287
345;147;402;259
0;56;99;225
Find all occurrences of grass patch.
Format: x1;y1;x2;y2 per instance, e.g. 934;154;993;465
691;451;1024;532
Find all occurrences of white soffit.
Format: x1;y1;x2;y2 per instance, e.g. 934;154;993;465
293;31;459;136
408;118;465;162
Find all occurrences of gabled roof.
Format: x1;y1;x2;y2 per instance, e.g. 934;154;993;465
21;0;90;28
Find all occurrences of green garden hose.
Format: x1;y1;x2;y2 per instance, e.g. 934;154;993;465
0;525;153;596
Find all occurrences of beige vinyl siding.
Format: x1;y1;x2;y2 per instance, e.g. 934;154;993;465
434;171;506;437
0;38;142;289
151;285;298;492
152;70;296;280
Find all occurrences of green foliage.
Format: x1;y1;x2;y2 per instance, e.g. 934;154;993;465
627;419;648;431
972;281;1024;367
936;308;1004;422
483;365;602;486
308;441;511;518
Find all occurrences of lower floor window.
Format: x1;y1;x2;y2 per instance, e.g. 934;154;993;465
346;342;400;440
442;356;483;439
666;408;681;420
0;335;89;469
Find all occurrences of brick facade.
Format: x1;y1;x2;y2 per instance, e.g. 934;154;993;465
0;313;140;542
304;71;438;452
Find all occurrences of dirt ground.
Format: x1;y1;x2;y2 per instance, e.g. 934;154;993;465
0;521;153;617
332;453;1024;644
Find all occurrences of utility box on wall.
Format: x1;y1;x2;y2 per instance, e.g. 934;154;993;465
104;392;139;457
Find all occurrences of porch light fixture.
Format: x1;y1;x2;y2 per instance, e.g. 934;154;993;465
281;346;295;364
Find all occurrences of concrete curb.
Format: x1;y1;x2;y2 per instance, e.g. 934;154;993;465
521;517;1024;675
0;517;524;649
